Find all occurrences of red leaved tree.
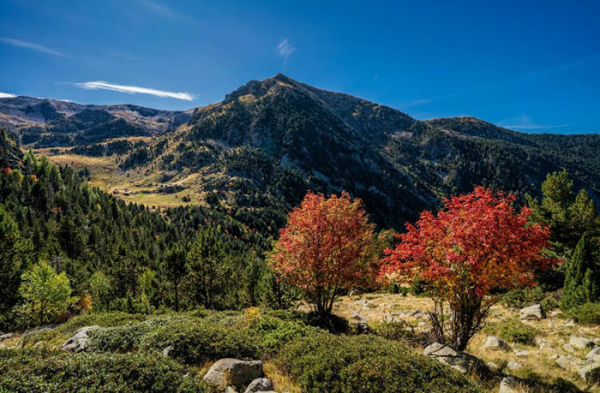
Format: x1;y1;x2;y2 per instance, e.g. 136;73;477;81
269;191;375;315
380;187;558;350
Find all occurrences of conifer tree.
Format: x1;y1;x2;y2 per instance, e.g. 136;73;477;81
561;233;599;310
187;228;230;309
0;205;32;315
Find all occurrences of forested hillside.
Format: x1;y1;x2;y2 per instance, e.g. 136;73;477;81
0;130;285;330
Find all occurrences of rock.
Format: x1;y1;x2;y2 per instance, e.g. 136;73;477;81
506;361;521;370
482;336;511;351
578;361;600;382
23;324;57;337
161;345;174;356
203;359;263;389
555;355;583;371
351;313;366;321
520;304;545;321
499;377;519;393
59;326;100;352
486;361;500;372
586;346;600;361
351;322;370;334
244;378;273;393
225;387;238;393
423;342;487;375
570;336;594;350
0;333;16;341
562;344;576;353
563;319;576;327
515;350;529;357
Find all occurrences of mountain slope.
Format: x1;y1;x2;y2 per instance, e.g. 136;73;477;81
6;74;600;229
0;96;192;147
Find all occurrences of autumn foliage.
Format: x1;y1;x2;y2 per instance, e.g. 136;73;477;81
380;187;558;349
270;191;375;315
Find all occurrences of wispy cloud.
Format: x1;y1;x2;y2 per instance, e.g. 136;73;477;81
0;92;17;98
401;98;432;109
0;37;67;57
497;114;571;131
276;38;296;63
75;81;195;101
133;0;202;25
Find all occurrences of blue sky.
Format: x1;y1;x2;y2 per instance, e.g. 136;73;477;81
1;0;599;133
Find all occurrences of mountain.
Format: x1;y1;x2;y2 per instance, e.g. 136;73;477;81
2;74;599;229
0;96;193;147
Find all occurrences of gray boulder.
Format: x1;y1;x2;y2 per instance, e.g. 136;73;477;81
423;342;487;375
482;336;511;351
203;359;263;389
59;326;100;352
244;378;273;393
506;361;521;370
586;346;600;361
520;304;545;321
555;355;583;371
0;332;16;341
570;336;594;350
499;377;519;393
578;361;600;382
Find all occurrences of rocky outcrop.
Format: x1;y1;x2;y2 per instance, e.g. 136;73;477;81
519;304;545;321
59;326;100;352
482;336;511;351
569;336;594;350
244;378;274;393
0;333;16;341
555;355;583;371
499;377;519;393
203;359;264;389
578;361;600;382
586;346;600;362
423;342;487;375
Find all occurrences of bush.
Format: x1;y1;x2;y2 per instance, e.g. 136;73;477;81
0;349;209;392
501;287;546;309
142;320;260;364
247;316;318;355
567;303;600;325
371;321;415;341
275;334;483;392
90;320;165;352
484;318;540;346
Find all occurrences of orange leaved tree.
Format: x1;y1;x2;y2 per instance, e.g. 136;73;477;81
269;191;375;316
380;187;558;350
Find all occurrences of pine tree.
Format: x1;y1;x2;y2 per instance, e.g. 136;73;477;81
0;205;32;315
186;228;230;309
164;244;188;312
561;233;599;310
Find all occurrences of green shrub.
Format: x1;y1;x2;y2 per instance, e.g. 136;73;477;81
0;349;209;392
501;287;546;309
371;321;415;341
275;334;483;392
90;320;166;352
247;316;318;355
142;320;260;364
484;318;540;345
567;303;600;325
